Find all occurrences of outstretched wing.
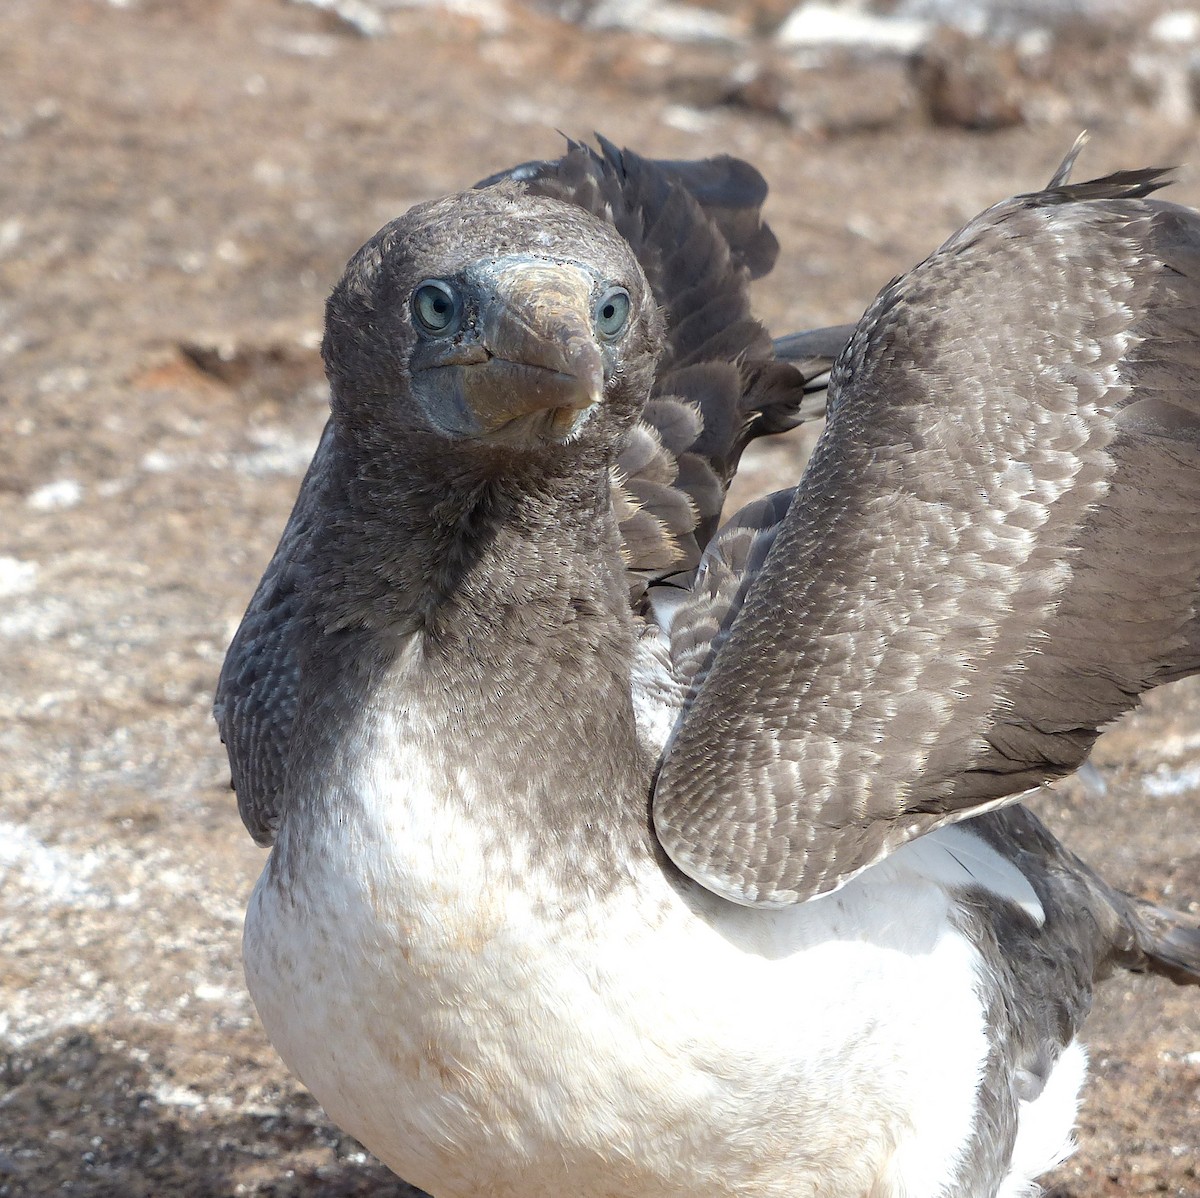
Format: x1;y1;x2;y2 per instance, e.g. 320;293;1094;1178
653;165;1200;907
481;138;849;595
477;138;782;280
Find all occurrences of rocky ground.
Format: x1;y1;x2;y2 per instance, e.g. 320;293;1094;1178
1;0;1198;1194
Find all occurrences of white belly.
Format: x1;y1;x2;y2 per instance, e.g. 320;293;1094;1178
243;712;1075;1198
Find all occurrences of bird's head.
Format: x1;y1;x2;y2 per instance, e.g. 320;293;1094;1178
322;183;664;465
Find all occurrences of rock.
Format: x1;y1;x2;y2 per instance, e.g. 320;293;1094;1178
583;0;745;43
777;2;932;55
789;54;917;134
724;60;794;122
287;0;391;37
176;339;325;406
914;25;1025;129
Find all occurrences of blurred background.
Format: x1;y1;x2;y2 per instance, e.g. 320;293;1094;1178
1;0;1198;1194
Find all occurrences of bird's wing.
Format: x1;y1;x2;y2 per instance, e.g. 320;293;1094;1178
476;137;781;279
214;423;337;844
653;165;1200;907
481;138;851;594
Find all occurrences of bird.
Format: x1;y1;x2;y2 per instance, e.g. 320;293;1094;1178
216;136;1200;1198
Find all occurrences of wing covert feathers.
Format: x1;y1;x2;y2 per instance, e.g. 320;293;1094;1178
666;488;796;696
655;169;1200;907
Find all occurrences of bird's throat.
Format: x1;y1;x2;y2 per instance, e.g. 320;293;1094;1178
285;440;654;881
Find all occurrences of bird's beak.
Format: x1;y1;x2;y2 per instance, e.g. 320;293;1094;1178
415;262;606;440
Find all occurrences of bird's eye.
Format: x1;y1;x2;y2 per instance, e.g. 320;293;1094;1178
412;280;461;335
594;286;631;340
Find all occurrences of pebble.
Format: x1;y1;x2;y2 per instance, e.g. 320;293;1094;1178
26;479;83;513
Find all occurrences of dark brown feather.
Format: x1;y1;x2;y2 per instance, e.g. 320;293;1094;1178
214;423;337;844
481;139;846;593
666;488;795;697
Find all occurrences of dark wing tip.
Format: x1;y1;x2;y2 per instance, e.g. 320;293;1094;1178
1039;164;1175;204
475;133;782;281
1022;132;1174;205
477;134;820;583
1037;130;1175;202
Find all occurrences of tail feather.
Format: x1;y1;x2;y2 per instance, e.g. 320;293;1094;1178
1119;897;1200;986
972;805;1200;993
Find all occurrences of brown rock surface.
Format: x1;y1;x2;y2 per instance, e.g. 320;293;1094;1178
1;1;1197;1195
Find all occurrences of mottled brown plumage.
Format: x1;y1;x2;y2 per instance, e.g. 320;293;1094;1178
217;139;1200;1198
654;165;1200;908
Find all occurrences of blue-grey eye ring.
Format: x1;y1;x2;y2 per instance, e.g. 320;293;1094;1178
594;286;631;340
412;279;461;335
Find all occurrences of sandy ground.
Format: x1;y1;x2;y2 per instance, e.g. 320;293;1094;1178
1;0;1198;1194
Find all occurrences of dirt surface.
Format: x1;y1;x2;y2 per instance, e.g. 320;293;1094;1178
1;0;1198;1194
